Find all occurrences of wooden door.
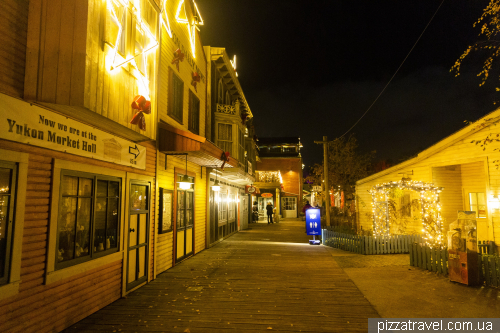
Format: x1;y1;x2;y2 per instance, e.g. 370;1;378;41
127;182;150;291
282;197;297;218
176;190;194;262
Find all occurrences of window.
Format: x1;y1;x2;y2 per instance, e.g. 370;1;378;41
238;128;245;162
189;91;200;134
177;175;194;229
225;91;231;105
0;162;16;285
283;146;297;153
169;69;184;123
228;194;235;221
159;188;173;234
56;171;121;269
219;193;228;224
469;192;486;218
400;193;411;218
283;197;296;211
217;80;223;104
218;123;232;155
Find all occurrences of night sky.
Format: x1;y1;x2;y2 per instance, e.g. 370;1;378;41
195;0;496;168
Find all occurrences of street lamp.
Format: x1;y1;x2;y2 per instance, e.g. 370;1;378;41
177;154;193;190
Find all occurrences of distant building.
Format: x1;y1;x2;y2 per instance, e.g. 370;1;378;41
255;137;303;219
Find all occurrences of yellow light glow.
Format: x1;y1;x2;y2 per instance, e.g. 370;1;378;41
160;0;173;37
106;0;158;99
175;0;203;58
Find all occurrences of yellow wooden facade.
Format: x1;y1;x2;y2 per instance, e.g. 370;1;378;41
356;109;500;249
154;0;208;274
24;0;159;142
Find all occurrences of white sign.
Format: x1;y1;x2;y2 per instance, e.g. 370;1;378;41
312;186;322;192
0;94;146;169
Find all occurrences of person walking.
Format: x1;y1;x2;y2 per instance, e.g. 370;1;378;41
266;202;274;224
302;200;312;213
252;201;259;223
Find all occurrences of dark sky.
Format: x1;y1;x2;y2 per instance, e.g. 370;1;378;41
195;0;496;167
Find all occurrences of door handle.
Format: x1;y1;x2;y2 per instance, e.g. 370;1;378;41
130;228;135;232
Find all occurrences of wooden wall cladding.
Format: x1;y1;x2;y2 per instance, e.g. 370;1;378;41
0;139;156;332
0;0;29;98
24;0;157;140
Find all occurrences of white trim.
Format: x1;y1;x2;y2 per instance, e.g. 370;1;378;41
0;149;28;301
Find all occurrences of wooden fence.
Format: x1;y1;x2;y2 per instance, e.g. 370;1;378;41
409;243;500;288
321;228;422;255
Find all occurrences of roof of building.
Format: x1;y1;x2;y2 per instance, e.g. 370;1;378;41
258;137;301;145
356;107;500;185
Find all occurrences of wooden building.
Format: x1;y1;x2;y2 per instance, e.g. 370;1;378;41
0;0;159;331
356;109;500;251
255;137;303;219
204;47;257;246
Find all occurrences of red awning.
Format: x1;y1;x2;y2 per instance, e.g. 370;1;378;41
158;123;238;167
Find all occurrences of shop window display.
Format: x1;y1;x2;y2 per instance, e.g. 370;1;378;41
57;172;120;269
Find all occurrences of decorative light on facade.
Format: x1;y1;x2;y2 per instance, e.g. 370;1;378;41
175;0;203;58
106;0;159;99
160;0;173;37
369;179;444;247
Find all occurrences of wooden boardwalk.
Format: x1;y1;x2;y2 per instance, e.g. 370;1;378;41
63;220;379;332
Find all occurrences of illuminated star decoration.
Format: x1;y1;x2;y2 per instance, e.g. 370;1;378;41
175;0;203;58
107;0;159;99
160;0;172;37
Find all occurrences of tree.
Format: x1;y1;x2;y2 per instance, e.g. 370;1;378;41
451;0;500;90
306;135;375;212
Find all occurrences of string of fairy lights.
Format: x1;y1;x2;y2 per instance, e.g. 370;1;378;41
369;178;444;247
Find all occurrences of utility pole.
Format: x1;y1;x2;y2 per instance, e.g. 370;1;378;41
314;136;331;226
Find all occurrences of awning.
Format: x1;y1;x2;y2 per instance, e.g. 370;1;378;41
158;122;238;167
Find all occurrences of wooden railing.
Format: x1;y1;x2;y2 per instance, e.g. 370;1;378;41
322;227;421;255
216;103;236;115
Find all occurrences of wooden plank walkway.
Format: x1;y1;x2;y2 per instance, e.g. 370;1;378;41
63;220;380;332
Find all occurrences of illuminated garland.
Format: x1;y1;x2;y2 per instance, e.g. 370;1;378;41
369;179;443;247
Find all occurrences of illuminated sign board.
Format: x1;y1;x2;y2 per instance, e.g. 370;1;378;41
261;193;273;198
306;208;321;236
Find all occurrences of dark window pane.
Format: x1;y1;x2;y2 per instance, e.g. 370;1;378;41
97;180;108;197
107;198;119;248
94;197;107;253
0;195;9;278
61;176;78;196
79;178;93;196
131;185;147;211
0;168;11;194
58;197;77;262
77;198;91;257
109;181;119;197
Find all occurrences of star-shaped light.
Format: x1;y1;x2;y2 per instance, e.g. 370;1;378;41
161;0;173;37
106;0;159;99
175;0;203;58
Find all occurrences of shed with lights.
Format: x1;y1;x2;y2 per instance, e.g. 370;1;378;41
356;109;500;251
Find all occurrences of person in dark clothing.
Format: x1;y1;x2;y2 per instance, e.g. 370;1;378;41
302;200;312;213
252;201;259;223
266;202;274;224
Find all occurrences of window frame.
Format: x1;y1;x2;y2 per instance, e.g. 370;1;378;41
217;123;233;156
469;192;487;218
219;192;228;225
228;194;235;222
0;161;17;286
168;68;184;124
176;175;195;231
55;170;122;271
159;188;173;234
188;90;200;135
